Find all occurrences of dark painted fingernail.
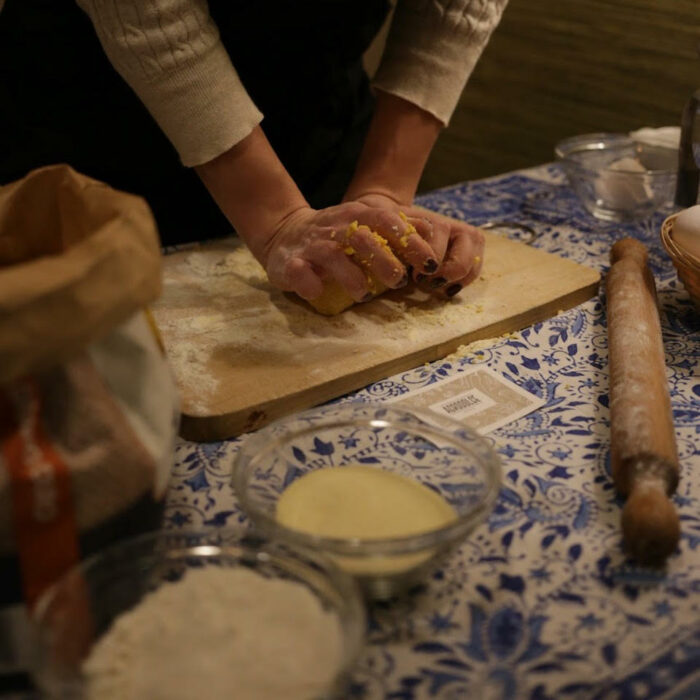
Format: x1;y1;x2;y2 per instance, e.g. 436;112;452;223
415;273;427;283
430;276;447;288
446;284;462;297
424;258;439;273
396;274;409;288
361;292;374;302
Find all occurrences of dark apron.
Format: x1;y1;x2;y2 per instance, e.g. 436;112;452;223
0;0;390;244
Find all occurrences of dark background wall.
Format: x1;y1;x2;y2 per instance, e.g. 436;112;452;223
413;0;700;193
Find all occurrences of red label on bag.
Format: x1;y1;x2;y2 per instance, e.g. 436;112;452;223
0;380;80;608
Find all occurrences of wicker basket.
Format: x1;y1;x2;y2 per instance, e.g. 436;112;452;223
660;213;700;312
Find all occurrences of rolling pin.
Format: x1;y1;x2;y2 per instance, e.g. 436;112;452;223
606;238;680;565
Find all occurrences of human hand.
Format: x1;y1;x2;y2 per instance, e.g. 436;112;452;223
349;193;484;300
259;201;441;304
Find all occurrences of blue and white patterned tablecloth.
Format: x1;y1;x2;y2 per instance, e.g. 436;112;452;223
164;164;700;700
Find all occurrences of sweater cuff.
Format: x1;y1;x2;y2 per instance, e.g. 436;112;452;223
372;1;506;125
77;0;263;167
128;44;263;167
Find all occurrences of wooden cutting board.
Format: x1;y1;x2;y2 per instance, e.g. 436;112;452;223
151;232;600;441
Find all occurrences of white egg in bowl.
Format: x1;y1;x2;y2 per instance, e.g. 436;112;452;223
661;207;700;311
669;205;700;261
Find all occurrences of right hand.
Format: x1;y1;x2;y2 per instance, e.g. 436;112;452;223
260;202;440;303
349;193;485;299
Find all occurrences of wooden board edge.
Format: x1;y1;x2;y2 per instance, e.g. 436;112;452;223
179;273;601;442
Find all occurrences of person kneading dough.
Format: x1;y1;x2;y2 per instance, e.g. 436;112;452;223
0;0;506;311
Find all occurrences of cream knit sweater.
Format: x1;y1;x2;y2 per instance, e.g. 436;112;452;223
75;0;508;167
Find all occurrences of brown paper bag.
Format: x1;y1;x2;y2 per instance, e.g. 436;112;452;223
0;164;162;382
0;166;180;677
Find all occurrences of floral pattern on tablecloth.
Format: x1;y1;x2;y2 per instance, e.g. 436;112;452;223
164;165;700;700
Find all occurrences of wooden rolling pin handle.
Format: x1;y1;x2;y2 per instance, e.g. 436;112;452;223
606;238;680;565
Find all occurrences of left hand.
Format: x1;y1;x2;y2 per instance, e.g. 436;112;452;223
349;192;484;299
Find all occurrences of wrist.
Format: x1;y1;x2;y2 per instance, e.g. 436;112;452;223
344;91;442;204
195;127;309;263
350;191;404;211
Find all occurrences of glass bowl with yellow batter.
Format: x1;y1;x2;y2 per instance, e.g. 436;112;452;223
233;401;502;599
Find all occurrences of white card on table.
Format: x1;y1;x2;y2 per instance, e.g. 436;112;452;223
386;365;545;434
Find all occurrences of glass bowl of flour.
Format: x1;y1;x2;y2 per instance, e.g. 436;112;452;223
555;132;677;222
30;530;365;699
233;401;502;599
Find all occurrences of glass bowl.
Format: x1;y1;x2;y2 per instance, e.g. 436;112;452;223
555;132;677;221
233;401;502;599
30;529;365;699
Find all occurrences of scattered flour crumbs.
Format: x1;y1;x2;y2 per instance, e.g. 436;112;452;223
154;247;271;412
82;567;343;700
444;332;521;361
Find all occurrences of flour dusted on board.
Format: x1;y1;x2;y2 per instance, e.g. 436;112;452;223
82;567;344;700
153;236;557;421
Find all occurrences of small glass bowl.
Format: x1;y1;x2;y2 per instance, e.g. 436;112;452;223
555;132;677;222
233;401;502;599
30;530;365;699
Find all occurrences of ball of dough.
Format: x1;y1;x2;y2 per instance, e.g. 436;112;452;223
306;223;391;315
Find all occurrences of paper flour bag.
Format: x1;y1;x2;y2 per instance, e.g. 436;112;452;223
0;165;180;679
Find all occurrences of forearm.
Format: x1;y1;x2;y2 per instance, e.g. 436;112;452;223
344;91;442;204
195;127;308;264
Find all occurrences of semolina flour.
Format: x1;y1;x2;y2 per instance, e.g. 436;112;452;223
82;566;344;699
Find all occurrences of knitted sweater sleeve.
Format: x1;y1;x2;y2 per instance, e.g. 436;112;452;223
76;0;263;167
372;0;509;125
